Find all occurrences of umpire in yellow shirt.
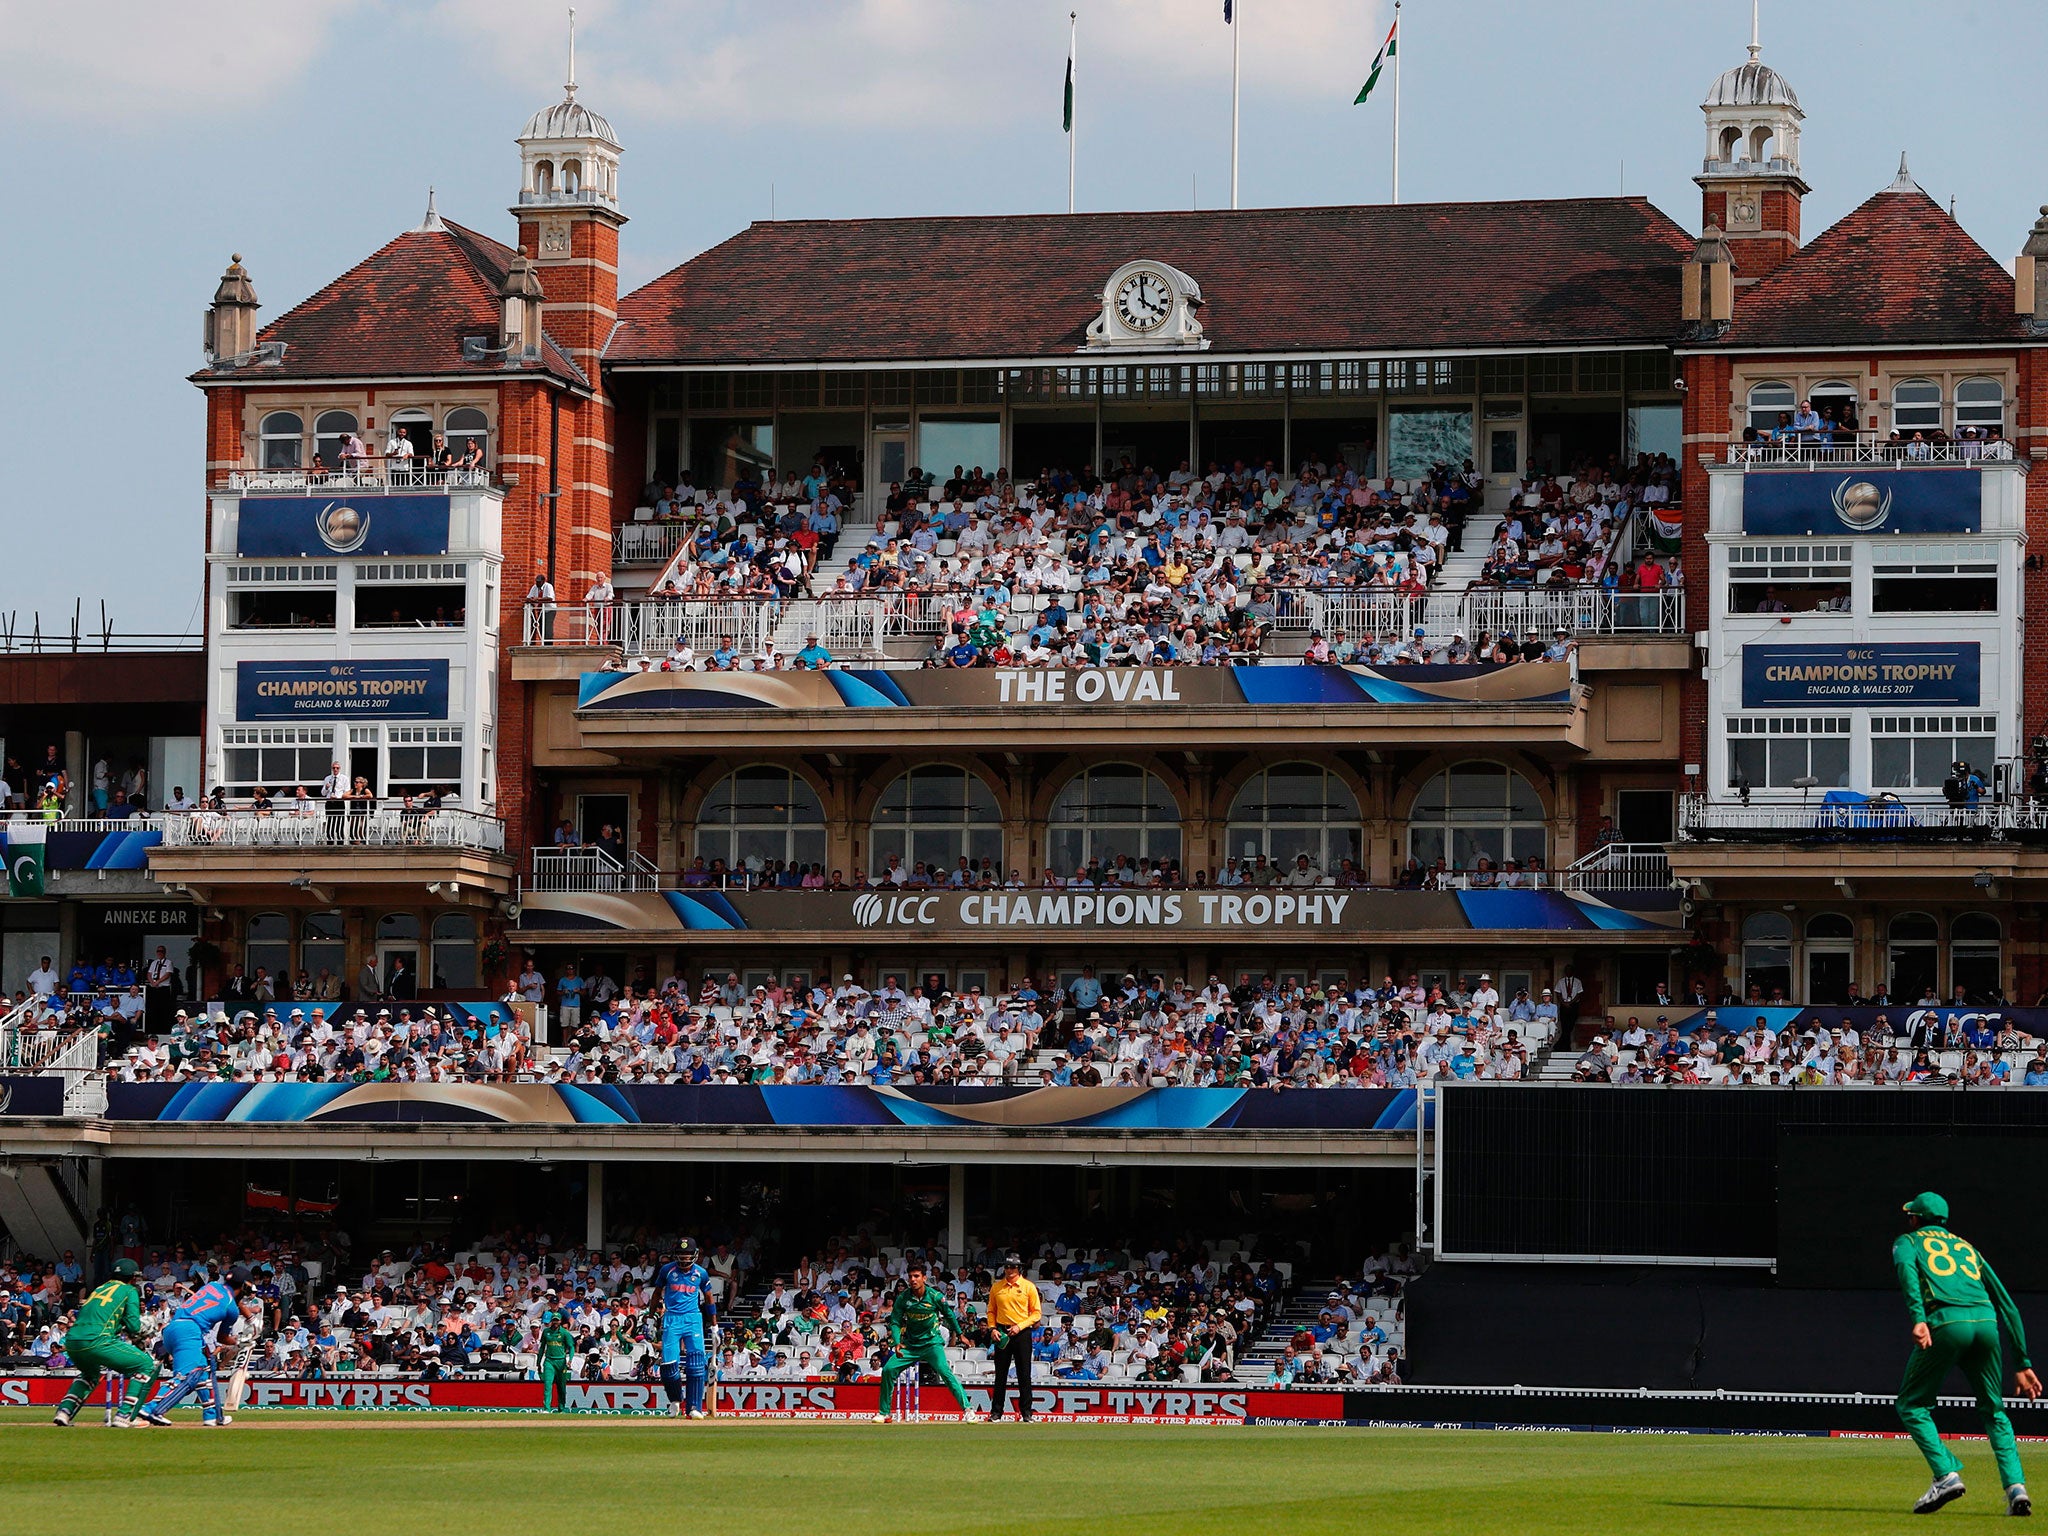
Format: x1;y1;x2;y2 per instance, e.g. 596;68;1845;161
987;1253;1043;1422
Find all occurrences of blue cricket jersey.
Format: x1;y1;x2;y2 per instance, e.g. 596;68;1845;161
654;1262;715;1328
174;1280;240;1333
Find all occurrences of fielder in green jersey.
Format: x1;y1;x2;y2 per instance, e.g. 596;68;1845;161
873;1263;974;1421
538;1315;573;1411
1892;1191;2042;1516
52;1259;162;1427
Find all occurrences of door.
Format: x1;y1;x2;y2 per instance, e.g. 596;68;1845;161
1615;790;1676;845
872;430;910;510
349;746;380;797
1806;947;1852;1006
378;943;420;994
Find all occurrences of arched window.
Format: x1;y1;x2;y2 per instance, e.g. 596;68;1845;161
1741;911;1792;1002
387;407;432;464
376;912;421;943
1950;912;2001;1003
1407;762;1546;872
1955;378;2005;433
562;159;582;194
1809;380;1858;435
445;407;489;464
1888;912;1939;1002
1749;125;1774;163
1746;381;1794;434
1892;379;1942;434
1226;764;1361;873
300;910;346;983
245;911;291;984
698;765;826;871
431;912;478;991
1804;912;1854;1004
1718;125;1743;163
259;411;303;469
869;766;1001;878
1047;764;1181;875
313;411;358;469
533;160;554;195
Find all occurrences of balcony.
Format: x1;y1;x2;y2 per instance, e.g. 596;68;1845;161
1724;435;2026;469
214;462;497;496
147;807;513;902
1678;794;2040;844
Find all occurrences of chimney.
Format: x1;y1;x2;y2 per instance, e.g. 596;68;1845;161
499;255;546;357
2019;205;2048;330
1682;225;1735;326
204;253;260;363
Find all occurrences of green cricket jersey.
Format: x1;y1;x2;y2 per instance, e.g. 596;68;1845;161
1893;1224;2032;1366
540;1324;573;1360
887;1284;962;1349
66;1279;142;1347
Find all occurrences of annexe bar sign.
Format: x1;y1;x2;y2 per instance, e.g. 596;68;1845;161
1739;642;1979;707
236;659;450;720
576;662;1575;713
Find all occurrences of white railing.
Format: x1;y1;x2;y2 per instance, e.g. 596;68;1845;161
526;845;657;893
50;1033;104;1116
1561;842;1675;892
0;997;65;1070
154;806;506;853
524;598;886;659
1679;792;2031;840
1463;586;1686;638
1725;438;2024;468
613;523;694;566
218;462;494;495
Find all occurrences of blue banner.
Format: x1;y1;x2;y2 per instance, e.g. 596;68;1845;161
1742;468;1981;536
101;1082;1425;1129
236;659;449;720
236;495;451;557
0;1076;65;1116
1740;642;1979;707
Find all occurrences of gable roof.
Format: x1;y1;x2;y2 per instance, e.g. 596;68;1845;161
608;197;1696;367
1715;183;2026;349
194;218;587;387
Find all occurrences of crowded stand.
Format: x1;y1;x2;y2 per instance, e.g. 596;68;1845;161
0;1224;1411;1389
1568;1009;2048;1087
78;967;1549;1090
602;450;1680;672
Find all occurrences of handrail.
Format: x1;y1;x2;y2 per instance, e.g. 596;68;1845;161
216;460;496;495
526;845;656;894
1679;792;2039;840
1726;437;2024;469
153;805;507;853
1561;842;1675;892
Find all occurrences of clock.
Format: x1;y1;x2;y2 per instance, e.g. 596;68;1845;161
1114;269;1173;333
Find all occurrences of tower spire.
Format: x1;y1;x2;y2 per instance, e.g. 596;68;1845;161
1748;0;1760;62
565;5;577;100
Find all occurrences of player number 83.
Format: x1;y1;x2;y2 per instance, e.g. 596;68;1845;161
1922;1234;1982;1280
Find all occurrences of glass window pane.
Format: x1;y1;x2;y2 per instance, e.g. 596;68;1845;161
1871;738;1912;789
1729;739;1765;789
1812;737;1849;788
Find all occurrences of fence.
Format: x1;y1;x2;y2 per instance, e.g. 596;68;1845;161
1560;842;1675;893
153;806;507;853
527;846;657;893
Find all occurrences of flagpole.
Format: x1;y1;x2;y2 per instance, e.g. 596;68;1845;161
1390;0;1401;204
1230;0;1241;209
1068;10;1077;215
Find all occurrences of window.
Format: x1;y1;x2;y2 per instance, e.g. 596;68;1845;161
1955;378;2005;433
1870;543;1999;614
387;726;463;797
1746;382;1794;435
870;766;1002;877
1227;764;1362;872
1725;716;1849;791
301;911;345;984
1869;715;1996;792
1809;381;1858;436
387;408;432;463
259;411;303;469
1951;912;2001;1002
1046;765;1182;874
230;586;337;629
431;912;478;991
1726;543;1852;615
445;407;489;463
377;913;421;943
698;765;827;871
1804;912;1854;1005
313;410;358;467
1527;356;1574;394
1892;378;1942;433
1406;762;1546;872
1576;354;1621;394
220;727;335;792
245;912;291;986
1889;911;1939;1001
1740;911;1792;1002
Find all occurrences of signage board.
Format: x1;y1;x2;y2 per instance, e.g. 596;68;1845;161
1740;642;1979;707
236;659;450;720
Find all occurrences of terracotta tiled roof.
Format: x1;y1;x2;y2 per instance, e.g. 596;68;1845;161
608;198;1696;366
194;218;587;387
1716;183;2026;349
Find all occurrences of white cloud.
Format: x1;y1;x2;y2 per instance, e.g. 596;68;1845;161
0;0;366;117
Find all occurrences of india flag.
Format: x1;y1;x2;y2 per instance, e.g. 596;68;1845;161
1354;13;1397;105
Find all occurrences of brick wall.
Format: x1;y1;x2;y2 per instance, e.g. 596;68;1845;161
1677;352;1730;782
1699;182;1802;283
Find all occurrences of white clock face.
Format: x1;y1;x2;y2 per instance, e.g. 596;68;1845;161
1115;270;1173;332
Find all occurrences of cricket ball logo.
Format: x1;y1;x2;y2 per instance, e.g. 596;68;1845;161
315;501;371;553
852;894;883;929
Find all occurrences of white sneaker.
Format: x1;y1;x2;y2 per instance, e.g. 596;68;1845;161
870;1413;890;1424
50;1407;73;1428
1916;1472;1967;1514
2008;1484;2032;1517
687;1409;707;1420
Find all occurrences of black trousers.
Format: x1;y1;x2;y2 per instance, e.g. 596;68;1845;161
990;1332;1035;1419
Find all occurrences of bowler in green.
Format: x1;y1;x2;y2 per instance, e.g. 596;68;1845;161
1893;1191;2041;1515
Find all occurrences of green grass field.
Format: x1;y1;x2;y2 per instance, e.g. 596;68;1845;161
0;1409;2024;1534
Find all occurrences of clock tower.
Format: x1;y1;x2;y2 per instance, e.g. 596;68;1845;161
1695;10;1806;285
511;8;624;374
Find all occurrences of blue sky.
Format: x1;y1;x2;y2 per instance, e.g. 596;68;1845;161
2;0;2041;636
